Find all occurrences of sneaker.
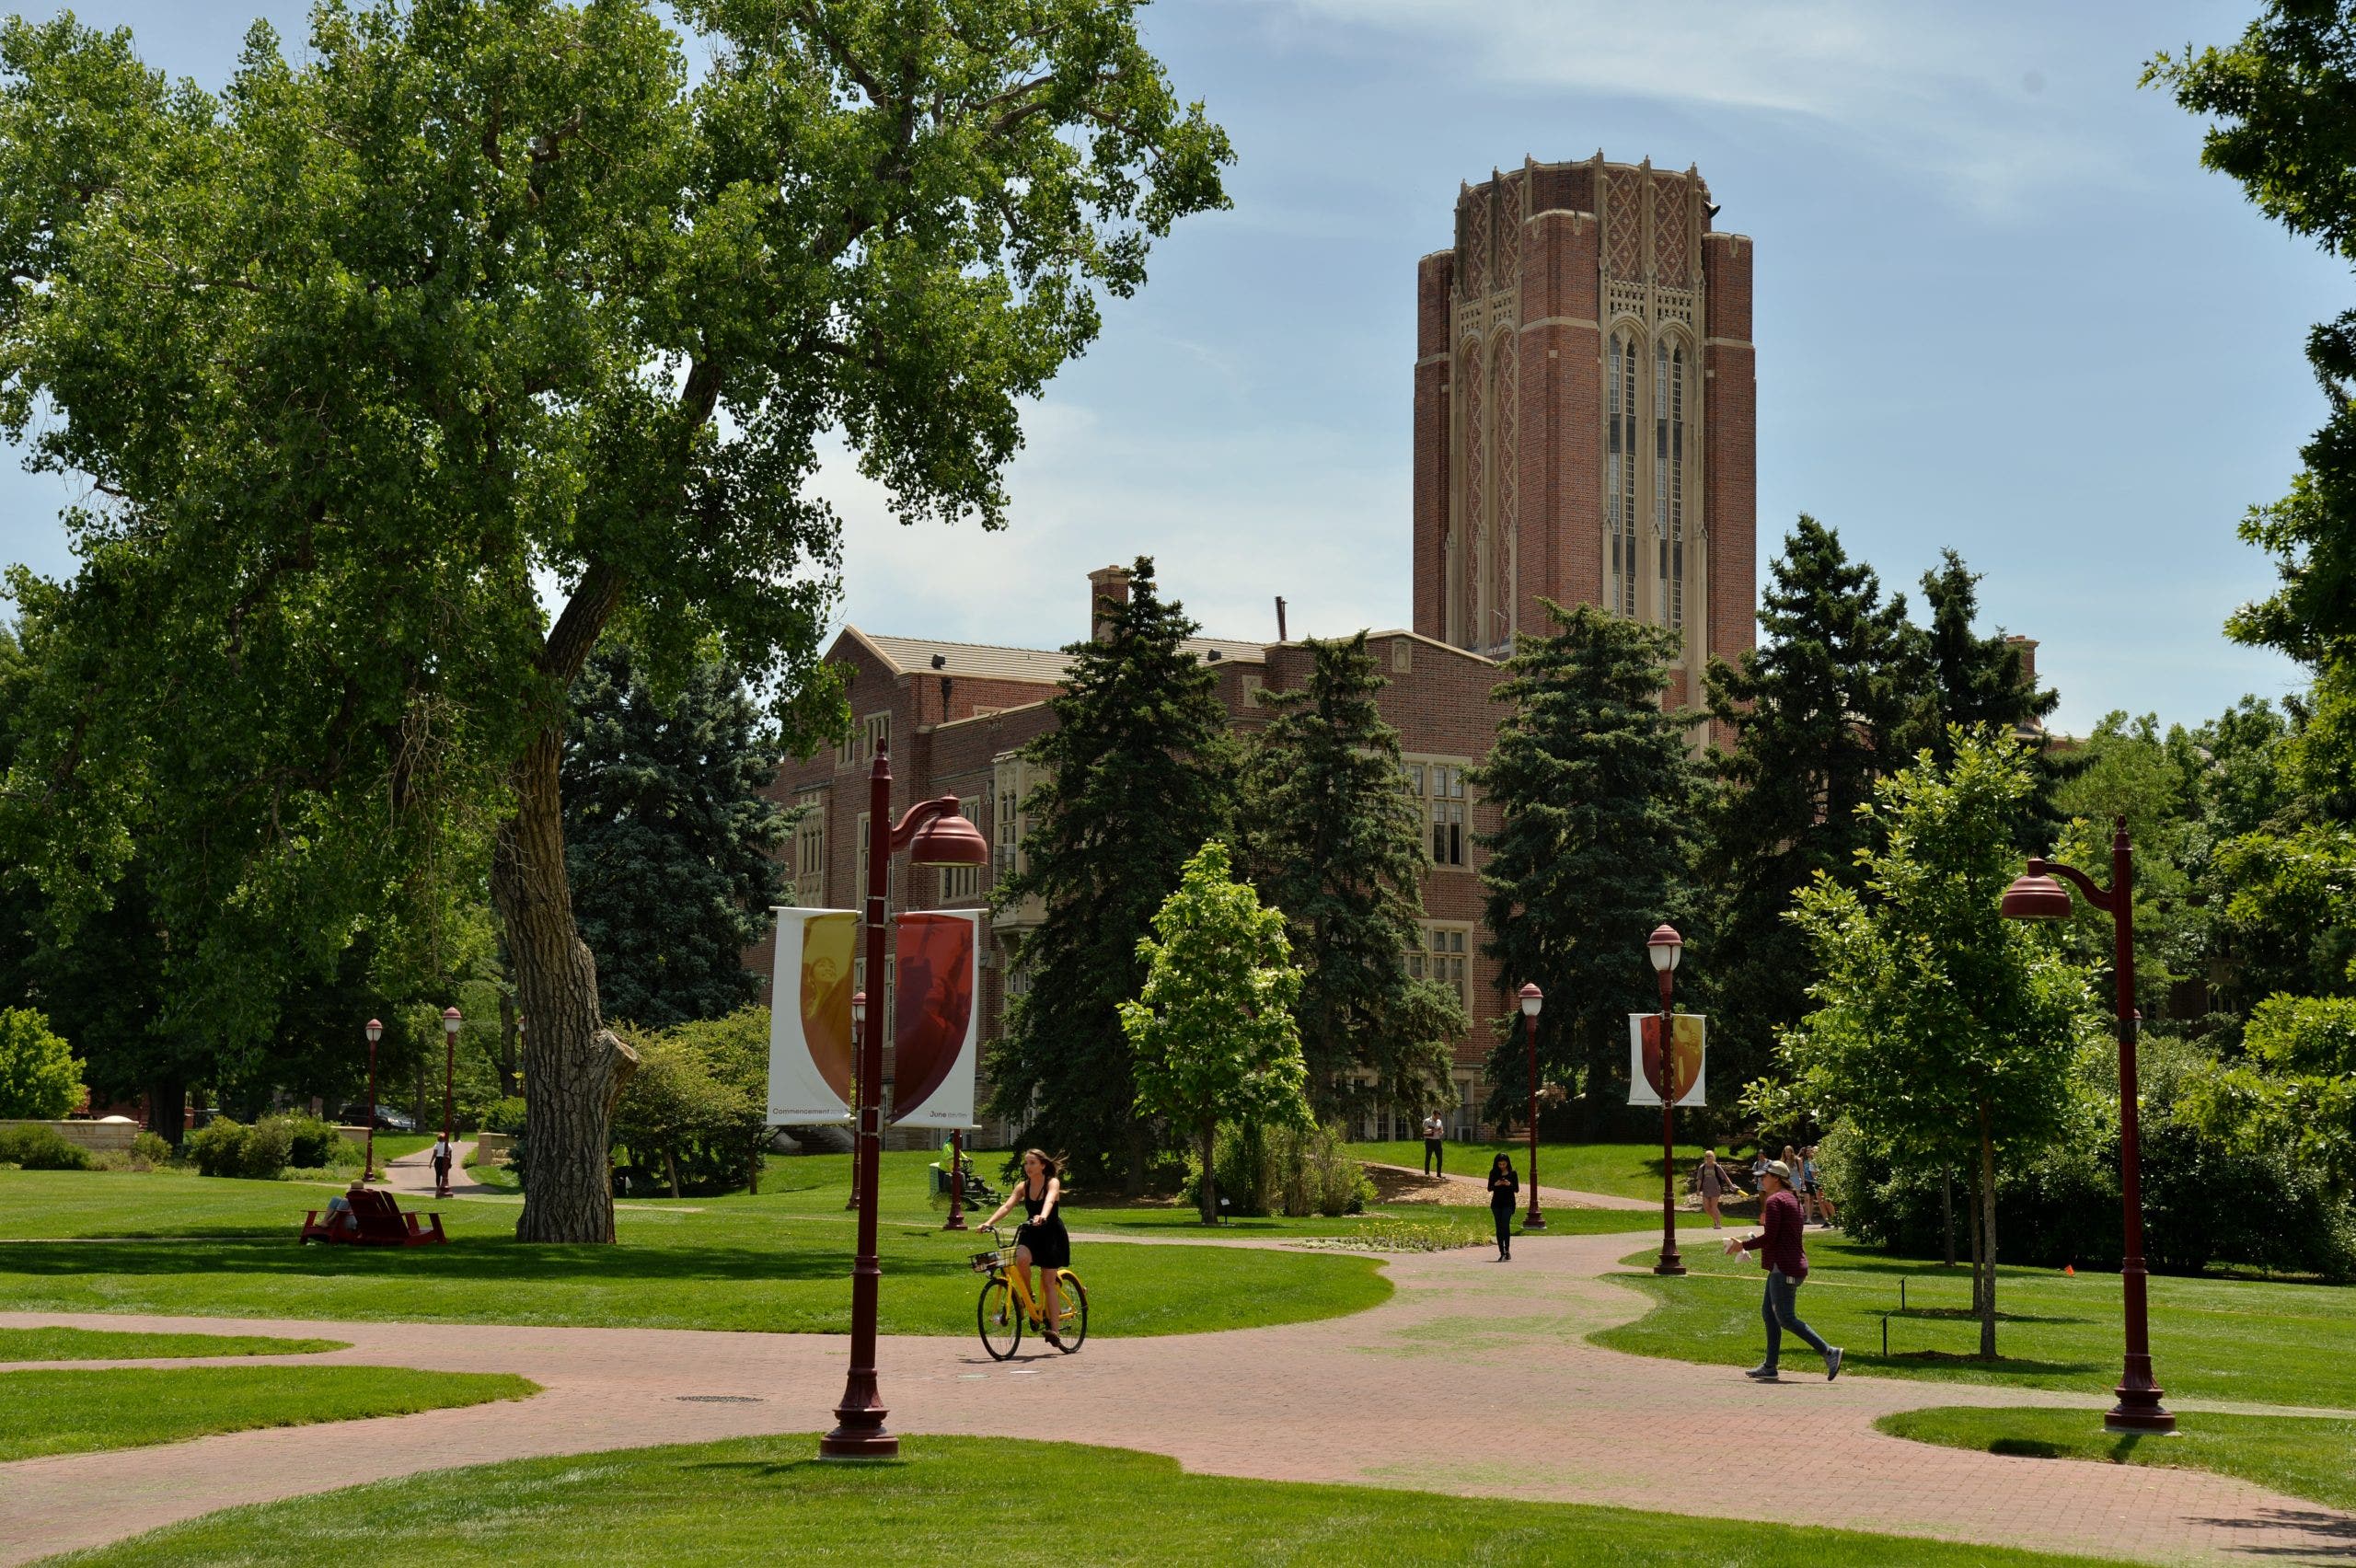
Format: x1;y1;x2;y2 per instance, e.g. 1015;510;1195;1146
1825;1347;1843;1381
1744;1365;1778;1380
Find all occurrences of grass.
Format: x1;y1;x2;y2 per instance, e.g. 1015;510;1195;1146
0;1163;1391;1337
0;1365;537;1460
1592;1234;2356;1409
1878;1406;2356;1515
0;1327;347;1361
1345;1139;1716;1202
42;1433;2142;1568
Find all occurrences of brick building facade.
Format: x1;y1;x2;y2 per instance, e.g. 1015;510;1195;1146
756;155;1757;1143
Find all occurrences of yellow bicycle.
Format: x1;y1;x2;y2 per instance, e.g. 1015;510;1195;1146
972;1225;1088;1359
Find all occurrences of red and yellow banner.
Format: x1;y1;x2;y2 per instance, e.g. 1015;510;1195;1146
766;908;858;1124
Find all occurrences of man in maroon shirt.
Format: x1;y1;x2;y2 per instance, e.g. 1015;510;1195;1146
1726;1159;1842;1382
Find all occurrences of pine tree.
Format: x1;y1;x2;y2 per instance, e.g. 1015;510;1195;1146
990;559;1237;1193
1473;602;1698;1132
1908;549;2059;762
561;644;790;1030
1238;634;1466;1119
1697;517;1919;1098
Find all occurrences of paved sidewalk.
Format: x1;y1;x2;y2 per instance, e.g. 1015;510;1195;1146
381;1139;489;1199
4;1233;2352;1564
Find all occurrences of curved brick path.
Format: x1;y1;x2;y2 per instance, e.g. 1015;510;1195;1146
4;1230;2352;1565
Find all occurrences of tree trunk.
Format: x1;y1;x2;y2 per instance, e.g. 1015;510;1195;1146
1977;1104;1998;1361
1198;1119;1218;1225
1967;1178;1985;1315
146;1077;187;1146
1940;1169;1957;1268
494;721;635;1243
664;1145;683;1199
746;1135;762;1196
496;987;520;1101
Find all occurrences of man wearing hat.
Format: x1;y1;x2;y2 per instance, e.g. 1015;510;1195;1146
1725;1159;1842;1382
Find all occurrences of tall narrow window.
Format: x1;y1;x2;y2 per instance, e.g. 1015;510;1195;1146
1607;330;1639;618
1655;340;1670;625
1669;343;1687;631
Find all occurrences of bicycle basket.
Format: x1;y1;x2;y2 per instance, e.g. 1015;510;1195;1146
969;1249;1011;1273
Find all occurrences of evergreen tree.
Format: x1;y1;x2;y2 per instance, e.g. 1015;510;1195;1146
1473;602;1697;1132
561;644;790;1030
1238;634;1466;1118
990;559;1236;1193
1698;517;1918;1097
1908;549;2059;761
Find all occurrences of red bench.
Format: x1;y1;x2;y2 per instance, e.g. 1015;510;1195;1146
299;1188;447;1246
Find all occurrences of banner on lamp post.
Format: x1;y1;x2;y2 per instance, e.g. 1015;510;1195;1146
1627;1012;1706;1107
766;907;860;1124
887;909;984;1130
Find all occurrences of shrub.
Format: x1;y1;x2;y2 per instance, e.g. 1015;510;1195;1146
272;1114;347;1170
187;1118;251;1178
130;1131;173;1165
1181;1121;1272;1216
1268;1121;1372;1216
0;1008;83;1120
241;1118;294;1178
0;1124;92;1170
486;1096;527;1136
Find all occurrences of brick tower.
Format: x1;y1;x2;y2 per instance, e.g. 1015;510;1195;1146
1412;154;1755;706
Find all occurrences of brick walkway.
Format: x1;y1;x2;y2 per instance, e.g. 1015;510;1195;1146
4;1232;2351;1565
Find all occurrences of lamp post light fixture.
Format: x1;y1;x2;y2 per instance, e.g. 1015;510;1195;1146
2002;816;2174;1434
1646;924;1686;1278
363;1018;384;1182
821;742;990;1463
439;1007;462;1199
846;991;867;1212
1517;983;1544;1230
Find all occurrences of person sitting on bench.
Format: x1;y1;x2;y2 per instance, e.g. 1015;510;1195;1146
325;1180;365;1236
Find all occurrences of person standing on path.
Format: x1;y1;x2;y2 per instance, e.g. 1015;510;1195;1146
1485;1153;1519;1260
430;1134;454;1199
1422;1110;1447;1175
1726;1160;1842;1382
1697;1148;1730;1228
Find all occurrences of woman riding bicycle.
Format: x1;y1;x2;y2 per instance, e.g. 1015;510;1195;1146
978;1148;1071;1348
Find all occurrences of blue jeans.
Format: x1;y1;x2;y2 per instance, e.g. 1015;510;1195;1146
1761;1268;1831;1369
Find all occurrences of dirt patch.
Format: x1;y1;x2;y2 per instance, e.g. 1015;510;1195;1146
1367;1164;1457;1205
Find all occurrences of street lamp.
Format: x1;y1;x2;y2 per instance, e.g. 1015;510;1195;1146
1646;924;1686;1277
943;1128;967;1232
846;992;867;1211
2002;816;2173;1434
363;1019;384;1182
821;742;989;1463
440;1007;462;1198
1518;984;1544;1230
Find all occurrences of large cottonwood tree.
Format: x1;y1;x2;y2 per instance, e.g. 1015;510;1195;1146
0;1;1229;1240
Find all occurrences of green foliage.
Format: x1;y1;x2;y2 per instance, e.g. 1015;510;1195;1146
610;1007;769;1196
274;1115;351;1172
486;1097;528;1136
184;1116;302;1180
0;1008;81;1119
2177;993;2356;1194
0;0;1230;1239
1474;601;1697;1130
993;559;1238;1192
1122;840;1311;1223
1778;732;2095;1355
1906;548;2057;761
1237;633;1464;1117
0;1124;89;1170
128;1131;172;1166
1698;518;1919;1098
563;643;789;1029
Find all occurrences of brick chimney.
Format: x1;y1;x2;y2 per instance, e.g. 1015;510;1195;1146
1088;564;1132;642
2005;635;2038;689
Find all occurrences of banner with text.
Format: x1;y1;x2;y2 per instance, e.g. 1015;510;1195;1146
888;909;984;1130
1627;1012;1706;1108
766;907;859;1124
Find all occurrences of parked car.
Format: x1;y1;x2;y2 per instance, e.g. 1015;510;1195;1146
336;1104;418;1132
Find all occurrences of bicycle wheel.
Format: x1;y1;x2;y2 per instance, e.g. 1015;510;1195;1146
1050;1271;1088;1353
977;1274;1022;1361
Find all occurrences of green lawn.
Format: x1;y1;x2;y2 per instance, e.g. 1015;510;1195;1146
1879;1406;2356;1515
365;1133;440;1166
0;1327;347;1361
0;1366;537;1460
0;1166;1391;1337
1346;1139;1716;1202
42;1433;2141;1568
1592;1236;2356;1409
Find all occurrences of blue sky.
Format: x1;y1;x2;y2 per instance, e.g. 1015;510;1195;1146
0;0;2341;734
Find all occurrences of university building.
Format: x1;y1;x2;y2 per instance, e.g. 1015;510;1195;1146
756;154;1757;1142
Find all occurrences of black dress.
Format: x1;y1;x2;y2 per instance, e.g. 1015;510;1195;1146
1488;1170;1519;1251
1016;1182;1070;1270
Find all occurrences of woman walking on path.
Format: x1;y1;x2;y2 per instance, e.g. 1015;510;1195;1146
430;1134;454;1199
978;1149;1073;1349
1697;1148;1731;1228
1727;1160;1842;1382
1486;1153;1519;1261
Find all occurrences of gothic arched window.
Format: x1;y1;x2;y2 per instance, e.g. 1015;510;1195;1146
1607;328;1639;618
1654;339;1689;629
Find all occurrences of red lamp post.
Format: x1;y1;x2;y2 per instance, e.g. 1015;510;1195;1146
363;1019;383;1182
1518;984;1544;1230
439;1007;461;1198
2002;816;2174;1434
1646;924;1686;1277
846;992;866;1211
821;742;990;1462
